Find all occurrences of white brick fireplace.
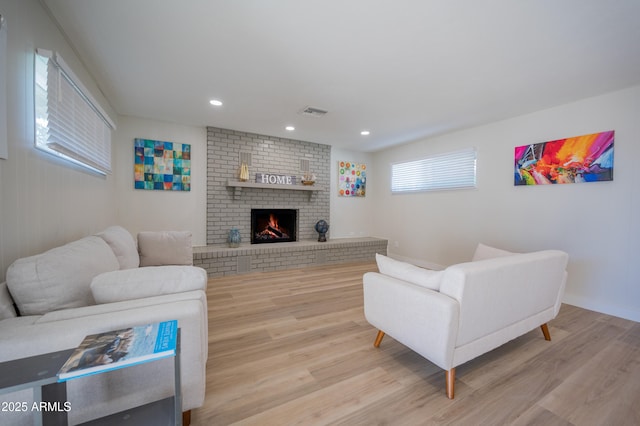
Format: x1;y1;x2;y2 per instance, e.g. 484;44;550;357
196;127;387;276
206;127;330;245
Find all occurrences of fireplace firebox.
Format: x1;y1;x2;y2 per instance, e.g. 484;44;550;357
251;209;297;244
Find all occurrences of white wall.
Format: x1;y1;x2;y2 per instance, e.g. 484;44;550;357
330;148;376;238
372;85;640;322
0;0;118;281
113;116;207;246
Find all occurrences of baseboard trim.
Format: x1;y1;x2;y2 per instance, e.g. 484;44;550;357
562;293;640;322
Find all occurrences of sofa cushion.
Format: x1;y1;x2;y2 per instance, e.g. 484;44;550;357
91;266;207;304
138;231;193;266
6;236;120;315
96;226;140;269
472;243;517;261
0;282;17;319
376;254;443;291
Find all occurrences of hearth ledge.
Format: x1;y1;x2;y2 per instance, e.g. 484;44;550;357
193;237;388;276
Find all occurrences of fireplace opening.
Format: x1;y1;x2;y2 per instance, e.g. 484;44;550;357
251;209;297;244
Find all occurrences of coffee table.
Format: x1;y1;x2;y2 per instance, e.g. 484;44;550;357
0;330;182;426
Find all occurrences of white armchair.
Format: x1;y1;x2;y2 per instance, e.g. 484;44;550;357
363;244;569;398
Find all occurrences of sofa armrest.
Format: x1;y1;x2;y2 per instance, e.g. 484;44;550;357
363;272;459;370
91;265;207;304
1;292;208;423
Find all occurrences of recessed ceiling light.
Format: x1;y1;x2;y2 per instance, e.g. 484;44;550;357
285;126;295;131
209;99;223;106
361;130;370;136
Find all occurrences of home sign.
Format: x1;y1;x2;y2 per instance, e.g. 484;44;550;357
255;173;297;185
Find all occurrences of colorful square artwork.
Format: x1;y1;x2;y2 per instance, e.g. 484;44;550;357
514;130;614;185
338;161;366;197
134;138;191;191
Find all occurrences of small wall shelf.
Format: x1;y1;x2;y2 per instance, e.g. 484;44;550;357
226;179;325;200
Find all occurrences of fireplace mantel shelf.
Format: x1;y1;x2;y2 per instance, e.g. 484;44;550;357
227;179;326;199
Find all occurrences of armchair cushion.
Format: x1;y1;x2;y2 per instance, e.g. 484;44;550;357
376;254;443;291
138;231;193;266
91;265;207;304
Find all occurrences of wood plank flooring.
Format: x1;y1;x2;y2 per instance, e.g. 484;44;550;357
191;262;640;425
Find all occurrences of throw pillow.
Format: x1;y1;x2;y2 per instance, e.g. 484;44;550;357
138;231;193;266
471;243;517;261
375;254;443;291
96;226;140;269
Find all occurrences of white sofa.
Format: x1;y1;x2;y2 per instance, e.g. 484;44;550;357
0;226;208;425
363;244;569;398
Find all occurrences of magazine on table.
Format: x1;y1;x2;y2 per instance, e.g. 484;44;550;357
57;320;178;381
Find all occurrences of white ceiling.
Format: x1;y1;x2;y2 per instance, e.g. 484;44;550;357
41;0;640;152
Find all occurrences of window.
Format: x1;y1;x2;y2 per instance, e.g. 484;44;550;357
35;49;115;175
391;148;477;193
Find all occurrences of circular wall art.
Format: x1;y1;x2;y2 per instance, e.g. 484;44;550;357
338;161;366;197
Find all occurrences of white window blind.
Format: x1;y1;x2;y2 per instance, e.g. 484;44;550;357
391;148;477;193
35;49;115;175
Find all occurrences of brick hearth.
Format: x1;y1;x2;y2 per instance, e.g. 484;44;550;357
193;237;387;277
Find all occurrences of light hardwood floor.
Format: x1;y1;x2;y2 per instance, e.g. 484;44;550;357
191;262;640;425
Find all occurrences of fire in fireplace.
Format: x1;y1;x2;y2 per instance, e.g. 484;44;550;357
251;209;297;244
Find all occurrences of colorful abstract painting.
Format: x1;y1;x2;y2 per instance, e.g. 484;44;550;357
514;130;614;185
338;161;366;196
134;138;191;191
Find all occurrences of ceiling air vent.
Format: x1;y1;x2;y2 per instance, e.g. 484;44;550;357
299;106;328;117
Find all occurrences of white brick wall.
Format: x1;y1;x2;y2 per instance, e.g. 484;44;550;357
207;127;330;245
202;126;386;276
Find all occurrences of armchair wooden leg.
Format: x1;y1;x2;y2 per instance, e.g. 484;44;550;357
445;368;456;399
373;330;385;348
182;410;191;426
540;323;551;341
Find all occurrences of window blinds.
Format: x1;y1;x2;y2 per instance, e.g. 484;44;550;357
35;49;115;174
391;148;477;193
